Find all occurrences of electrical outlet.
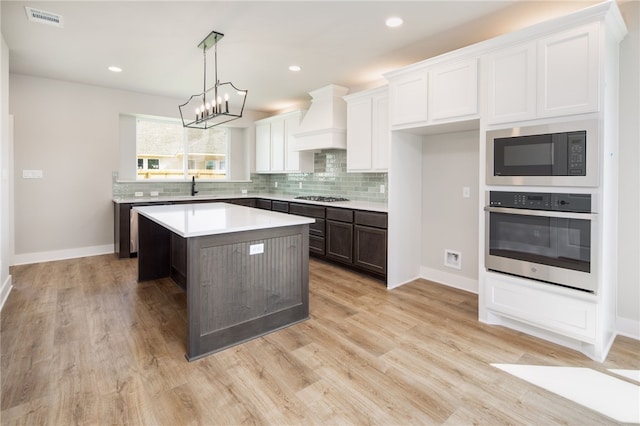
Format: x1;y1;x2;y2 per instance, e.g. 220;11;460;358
299;182;302;189
462;186;470;198
241;189;248;195
249;243;264;255
380;184;386;194
150;191;159;196
274;181;278;188
134;191;143;197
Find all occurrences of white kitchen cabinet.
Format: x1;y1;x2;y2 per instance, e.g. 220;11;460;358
538;22;600;118
388;70;428;128
484;273;597;343
345;86;389;172
387;57;478;130
428;58;478;121
255;122;271;173
486;42;537;124
254;110;313;174
486;23;600;124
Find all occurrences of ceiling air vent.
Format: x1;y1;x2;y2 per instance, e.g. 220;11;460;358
25;7;64;28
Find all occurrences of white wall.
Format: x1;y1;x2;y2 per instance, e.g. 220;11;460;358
0;35;12;308
9;74;260;264
421;130;479;293
616;0;640;334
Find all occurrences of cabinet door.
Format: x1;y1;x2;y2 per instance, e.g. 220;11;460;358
326;220;353;264
486;42;537;124
270;119;285;172
428;58;478;121
283;112;313;173
346;96;373;171
371;94;389;171
537;22;599;117
283;113;300;171
354;225;387;276
389;71;428;128
255;122;271;173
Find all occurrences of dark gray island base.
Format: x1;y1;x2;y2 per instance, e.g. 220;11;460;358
136;203;311;361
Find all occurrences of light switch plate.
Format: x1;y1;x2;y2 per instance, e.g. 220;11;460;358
23;170;43;179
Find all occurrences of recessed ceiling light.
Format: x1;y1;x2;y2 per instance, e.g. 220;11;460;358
108;66;123;73
289;65;301;72
385;16;403;28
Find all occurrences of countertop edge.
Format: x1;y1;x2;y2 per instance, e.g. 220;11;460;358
115;193;388;213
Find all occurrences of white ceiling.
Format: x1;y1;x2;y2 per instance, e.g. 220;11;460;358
1;1;599;113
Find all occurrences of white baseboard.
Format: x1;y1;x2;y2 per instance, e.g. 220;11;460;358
12;244;114;266
386;274;422;290
616;316;640;340
0;274;12;311
420;266;478;294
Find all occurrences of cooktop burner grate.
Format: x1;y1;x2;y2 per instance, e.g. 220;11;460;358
294;195;350;202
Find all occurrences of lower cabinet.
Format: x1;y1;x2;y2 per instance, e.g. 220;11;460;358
115;197;387;280
326;208;354;264
289;203;326;256
355;225;387;276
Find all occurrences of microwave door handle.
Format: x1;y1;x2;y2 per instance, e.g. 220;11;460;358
484;206;597;220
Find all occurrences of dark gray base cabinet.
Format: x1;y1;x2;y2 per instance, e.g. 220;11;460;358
115;197;387;280
326;207;354;265
354;225;387;276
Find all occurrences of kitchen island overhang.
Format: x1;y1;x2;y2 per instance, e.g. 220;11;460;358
134;202;314;361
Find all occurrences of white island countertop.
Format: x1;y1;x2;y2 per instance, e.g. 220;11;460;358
134;202;315;238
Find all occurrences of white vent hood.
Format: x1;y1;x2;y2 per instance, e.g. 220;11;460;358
293;85;349;151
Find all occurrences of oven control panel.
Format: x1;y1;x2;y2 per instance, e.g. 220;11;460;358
489;191;591;213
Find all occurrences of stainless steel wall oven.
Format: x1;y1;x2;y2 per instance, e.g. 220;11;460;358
485;191;597;293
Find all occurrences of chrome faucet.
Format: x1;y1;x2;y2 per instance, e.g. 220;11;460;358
191;176;198;196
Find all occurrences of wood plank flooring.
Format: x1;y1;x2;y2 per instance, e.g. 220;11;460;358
1;254;638;425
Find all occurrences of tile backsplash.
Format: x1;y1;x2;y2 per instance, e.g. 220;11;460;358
113;150;388;203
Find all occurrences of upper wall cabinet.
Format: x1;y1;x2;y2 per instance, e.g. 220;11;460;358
387;57;478;130
486;23;600;124
538;22;599;118
428;58;479;121
388;71;428;128
345;86;389;172
255;110;314;174
486;42;537;124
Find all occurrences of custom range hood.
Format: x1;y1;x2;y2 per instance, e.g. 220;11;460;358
293;85;348;151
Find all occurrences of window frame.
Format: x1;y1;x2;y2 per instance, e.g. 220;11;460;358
135;116;231;182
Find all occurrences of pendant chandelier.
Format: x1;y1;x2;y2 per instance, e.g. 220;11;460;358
179;30;248;129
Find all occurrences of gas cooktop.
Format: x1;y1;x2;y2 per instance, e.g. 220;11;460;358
294;195;350;202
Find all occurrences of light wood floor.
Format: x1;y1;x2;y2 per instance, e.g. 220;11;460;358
1;255;638;425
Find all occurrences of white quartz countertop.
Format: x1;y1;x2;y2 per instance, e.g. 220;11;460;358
114;193;388;213
134;202;315;238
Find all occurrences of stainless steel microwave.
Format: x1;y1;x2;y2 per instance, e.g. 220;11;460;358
486;119;599;187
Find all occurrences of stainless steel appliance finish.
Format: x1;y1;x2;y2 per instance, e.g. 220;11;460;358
485;191;598;293
486;119;599;187
294;195;349;202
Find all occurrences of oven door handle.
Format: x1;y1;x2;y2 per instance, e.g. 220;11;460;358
484;206;597;220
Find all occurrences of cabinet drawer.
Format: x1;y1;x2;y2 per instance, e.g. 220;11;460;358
271;200;289;213
309;236;325;256
229;198;256;207
289;203;325;219
309;219;325;237
327;207;353;223
256;199;272;210
355;211;387;229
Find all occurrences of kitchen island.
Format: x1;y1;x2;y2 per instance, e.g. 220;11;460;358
134;202;314;361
